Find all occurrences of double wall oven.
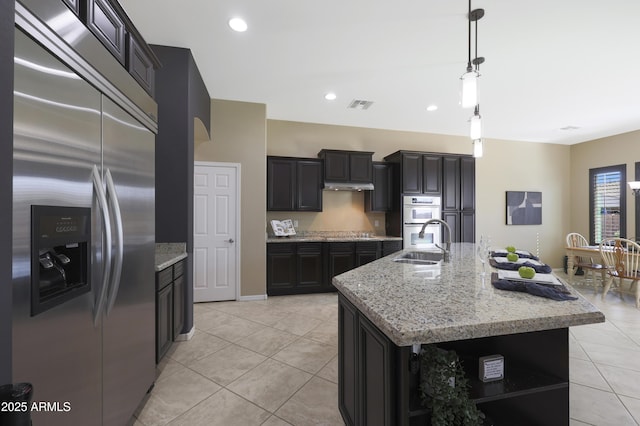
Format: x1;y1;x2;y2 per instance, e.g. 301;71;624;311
403;196;441;249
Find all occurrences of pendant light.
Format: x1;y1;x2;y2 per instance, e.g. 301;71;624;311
472;139;483;158
469;105;482;140
461;1;484;108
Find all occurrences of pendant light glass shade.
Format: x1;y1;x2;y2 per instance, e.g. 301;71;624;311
461;70;478;108
469;108;482;140
472;139;483;158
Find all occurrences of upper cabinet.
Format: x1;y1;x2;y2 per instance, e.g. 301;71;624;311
81;0;160;96
267;156;323;211
318;149;374;184
365;162;394;212
86;0;126;65
384;151;442;195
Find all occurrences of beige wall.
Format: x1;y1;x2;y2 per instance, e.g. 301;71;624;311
268;120;571;268
569;129;640;242
195;99;266;297
195;102;637;297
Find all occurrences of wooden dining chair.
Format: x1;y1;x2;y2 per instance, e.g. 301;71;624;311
566;232;605;289
599;238;640;308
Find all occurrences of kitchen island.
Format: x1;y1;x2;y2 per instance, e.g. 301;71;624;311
333;243;604;426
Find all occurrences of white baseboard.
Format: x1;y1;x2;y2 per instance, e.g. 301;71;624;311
239;294;268;301
175;326;195;341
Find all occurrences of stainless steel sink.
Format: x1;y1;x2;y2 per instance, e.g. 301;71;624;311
392;251;443;265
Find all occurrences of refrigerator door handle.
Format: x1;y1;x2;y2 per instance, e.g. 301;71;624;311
92;165;112;325
105;168;124;316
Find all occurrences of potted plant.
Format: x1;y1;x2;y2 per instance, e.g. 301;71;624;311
419;345;484;426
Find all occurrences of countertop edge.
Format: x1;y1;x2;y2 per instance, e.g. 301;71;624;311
155;252;188;272
338;285;605;347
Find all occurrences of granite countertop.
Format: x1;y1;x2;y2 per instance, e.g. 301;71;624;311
155;243;188;271
267;231;402;243
332;243;605;347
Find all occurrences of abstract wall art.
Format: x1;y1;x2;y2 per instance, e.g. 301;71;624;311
506;191;542;225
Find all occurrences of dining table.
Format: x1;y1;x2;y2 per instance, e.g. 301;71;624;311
565;245;608;285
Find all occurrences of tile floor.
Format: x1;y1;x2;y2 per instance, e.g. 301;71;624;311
133;274;640;426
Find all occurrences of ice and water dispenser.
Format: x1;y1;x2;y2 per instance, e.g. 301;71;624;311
31;206;91;316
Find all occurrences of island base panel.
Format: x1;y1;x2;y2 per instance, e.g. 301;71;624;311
338;294;570;426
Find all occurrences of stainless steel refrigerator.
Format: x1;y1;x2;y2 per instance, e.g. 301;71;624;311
12;7;156;425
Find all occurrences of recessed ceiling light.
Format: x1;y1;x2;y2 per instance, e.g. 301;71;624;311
324;92;337;101
426;105;438;112
228;17;248;32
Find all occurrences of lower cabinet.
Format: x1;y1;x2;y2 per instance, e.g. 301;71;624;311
267;240;401;296
267;242;326;295
338;294;570;426
382;240;402;257
156;259;186;363
329;243;356;289
156;280;173;364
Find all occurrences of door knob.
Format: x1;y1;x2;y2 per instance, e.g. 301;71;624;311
227;238;234;243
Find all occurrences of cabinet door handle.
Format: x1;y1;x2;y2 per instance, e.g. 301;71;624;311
227;238;234;243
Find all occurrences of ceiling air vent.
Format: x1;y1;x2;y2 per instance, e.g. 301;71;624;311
347;99;374;110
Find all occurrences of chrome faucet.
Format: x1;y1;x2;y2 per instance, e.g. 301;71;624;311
418;219;452;262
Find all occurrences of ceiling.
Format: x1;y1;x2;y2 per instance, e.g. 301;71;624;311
120;0;640;145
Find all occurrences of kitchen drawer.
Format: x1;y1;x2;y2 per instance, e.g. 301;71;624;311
173;259;185;279
329;242;355;253
356;241;380;252
156;266;173;290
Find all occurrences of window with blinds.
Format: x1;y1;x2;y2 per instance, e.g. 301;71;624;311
589;164;626;244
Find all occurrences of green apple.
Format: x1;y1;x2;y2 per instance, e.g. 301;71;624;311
518;266;536;279
506;252;519;262
506;246;516;253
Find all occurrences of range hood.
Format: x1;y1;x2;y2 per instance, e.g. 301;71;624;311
323;181;374;191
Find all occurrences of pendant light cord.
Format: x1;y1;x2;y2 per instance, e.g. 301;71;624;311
467;0;472;72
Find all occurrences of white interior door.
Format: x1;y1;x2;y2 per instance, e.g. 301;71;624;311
193;162;240;302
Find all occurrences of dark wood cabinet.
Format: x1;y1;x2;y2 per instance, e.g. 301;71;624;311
267;156;323;211
400;152;422;194
339;294;395;426
156;269;173;364
422;155;442;194
267;240;400;295
442;156;460;211
172;268;185;340
355;242;381;267
350;152;374;183
297;243;325;291
267;242;325;295
297;160;324;211
329;243;356;288
267;158;296;211
384;151;442;195
358;312;395;425
156;259;186;363
338;294;571;426
442;155;475;243
318;150;374;184
460;156;476;211
365;162;393;212
382;240;402;257
63;0;80;15
127;34;155;96
266;243;297;294
383;151;473;241
338;293;358;426
86;0;126;65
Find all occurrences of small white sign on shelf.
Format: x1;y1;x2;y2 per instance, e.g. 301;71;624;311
479;354;504;382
